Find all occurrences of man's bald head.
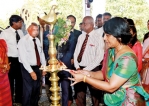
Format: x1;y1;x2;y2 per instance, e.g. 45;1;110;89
83;16;94;26
82;16;94;34
27;23;39;38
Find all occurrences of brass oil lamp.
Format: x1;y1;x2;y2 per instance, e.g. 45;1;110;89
39;0;66;105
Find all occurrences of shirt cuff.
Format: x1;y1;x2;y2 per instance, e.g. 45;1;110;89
28;69;33;73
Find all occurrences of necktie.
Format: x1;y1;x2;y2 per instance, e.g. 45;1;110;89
77;34;89;62
69;31;73;39
15;30;20;43
33;39;41;66
70;31;73;35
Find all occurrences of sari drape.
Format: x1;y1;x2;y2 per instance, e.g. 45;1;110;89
0;39;12;106
102;48;149;106
141;39;149;94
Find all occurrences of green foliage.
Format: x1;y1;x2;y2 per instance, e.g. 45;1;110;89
0;8;21;29
0;16;9;29
53;18;72;46
0;20;7;29
0;0;83;30
42;0;83;29
105;0;149;42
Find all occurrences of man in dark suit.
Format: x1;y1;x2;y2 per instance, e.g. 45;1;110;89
57;15;82;106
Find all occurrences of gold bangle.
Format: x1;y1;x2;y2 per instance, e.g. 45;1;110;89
83;75;87;83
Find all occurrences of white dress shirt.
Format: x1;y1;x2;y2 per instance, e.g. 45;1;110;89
143;37;149;58
95;27;104;37
82;31;86;35
74;30;105;71
0;27;24;57
18;34;46;73
95;26;109;50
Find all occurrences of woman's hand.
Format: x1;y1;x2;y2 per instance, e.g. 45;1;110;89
68;70;84;86
78;70;91;77
64;69;81;74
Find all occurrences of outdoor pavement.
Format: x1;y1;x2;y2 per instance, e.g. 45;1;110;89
13;87;104;106
38;87;93;106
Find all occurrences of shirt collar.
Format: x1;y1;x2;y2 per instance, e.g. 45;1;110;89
71;29;74;32
87;30;94;36
28;34;37;41
10;26;16;33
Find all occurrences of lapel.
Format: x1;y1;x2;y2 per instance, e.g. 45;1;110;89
69;31;74;41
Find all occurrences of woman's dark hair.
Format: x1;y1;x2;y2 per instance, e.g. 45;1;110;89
127;18;135;25
143;32;149;42
129;25;138;46
103;17;131;45
126;18;138;46
9;15;23;26
123;17;127;20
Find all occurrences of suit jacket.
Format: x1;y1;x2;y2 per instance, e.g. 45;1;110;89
58;29;82;69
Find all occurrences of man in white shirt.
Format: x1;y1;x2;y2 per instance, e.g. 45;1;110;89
95;14;103;29
0;15;24;104
96;12;112;37
96;12;112;52
74;16;105;106
18;23;46;106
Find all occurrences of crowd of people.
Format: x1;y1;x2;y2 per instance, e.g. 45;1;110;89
0;12;149;106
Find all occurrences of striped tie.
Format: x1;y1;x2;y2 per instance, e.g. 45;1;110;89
33;39;41;66
77;34;89;62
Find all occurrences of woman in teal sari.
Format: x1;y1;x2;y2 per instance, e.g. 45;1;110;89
68;17;149;106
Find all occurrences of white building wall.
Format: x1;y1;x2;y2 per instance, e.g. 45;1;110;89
82;0;106;20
